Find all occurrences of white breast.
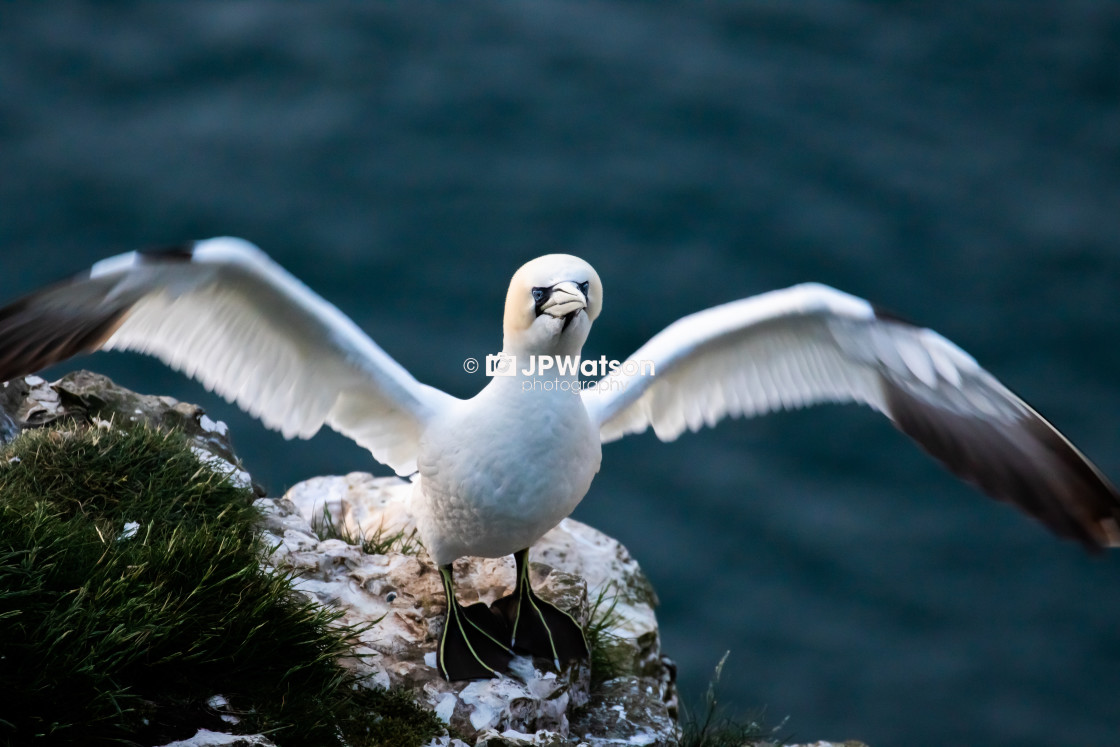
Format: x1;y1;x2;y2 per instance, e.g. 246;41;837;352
413;377;602;566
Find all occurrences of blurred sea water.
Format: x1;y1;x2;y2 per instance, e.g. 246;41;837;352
2;3;1119;745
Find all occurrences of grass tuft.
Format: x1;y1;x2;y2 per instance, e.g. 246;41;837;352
0;424;440;747
585;583;628;688
310;504;422;556
680;652;785;747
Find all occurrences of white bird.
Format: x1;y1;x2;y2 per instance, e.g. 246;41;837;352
1;237;1117;680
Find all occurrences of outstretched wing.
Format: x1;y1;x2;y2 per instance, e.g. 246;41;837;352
0;237;456;475
581;282;1120;550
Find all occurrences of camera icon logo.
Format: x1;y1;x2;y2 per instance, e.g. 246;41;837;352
485;353;517;377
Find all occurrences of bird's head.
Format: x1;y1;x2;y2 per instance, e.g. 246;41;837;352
503;254;602;356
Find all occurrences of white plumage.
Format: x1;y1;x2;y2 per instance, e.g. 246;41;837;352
94;239;453;474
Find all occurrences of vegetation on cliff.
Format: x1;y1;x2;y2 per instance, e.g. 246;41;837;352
0;423;440;747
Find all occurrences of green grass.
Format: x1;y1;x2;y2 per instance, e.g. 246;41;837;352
310;503;423;556
680;653;784;747
585;583;628;688
0;423;441;747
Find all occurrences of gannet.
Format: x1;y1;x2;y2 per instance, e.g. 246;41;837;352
0;237;1117;680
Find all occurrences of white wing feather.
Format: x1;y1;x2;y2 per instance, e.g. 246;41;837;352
580;282;1120;549
581;282;990;442
95;238;452;474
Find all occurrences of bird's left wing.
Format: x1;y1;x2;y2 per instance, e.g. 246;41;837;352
581;282;1120;550
0;237;456;475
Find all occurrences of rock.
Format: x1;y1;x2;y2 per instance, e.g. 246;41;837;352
156;730;278;747
0;371;254;492
472;729;571;746
0;408;18;444
568;676;679;747
268;472;679;745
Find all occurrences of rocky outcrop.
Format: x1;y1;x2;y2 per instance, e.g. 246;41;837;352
0;371;253;493
0;373;678;746
267;472;677;745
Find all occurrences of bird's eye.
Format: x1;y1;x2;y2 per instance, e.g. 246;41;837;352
531;287;546;303
578;281;590;296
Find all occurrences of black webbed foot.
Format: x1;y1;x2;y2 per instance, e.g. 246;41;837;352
491;549;588;670
437;565;515;680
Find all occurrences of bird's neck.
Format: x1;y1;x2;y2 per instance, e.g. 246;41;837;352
504;333;581;354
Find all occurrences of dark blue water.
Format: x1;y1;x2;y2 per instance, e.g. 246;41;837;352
3;3;1119;745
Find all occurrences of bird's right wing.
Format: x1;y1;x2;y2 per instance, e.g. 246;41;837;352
581;283;1120;550
0;238;456;475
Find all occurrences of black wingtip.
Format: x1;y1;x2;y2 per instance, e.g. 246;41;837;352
0;289;129;384
883;378;1120;553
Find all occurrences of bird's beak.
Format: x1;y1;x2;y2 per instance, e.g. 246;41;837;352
540;281;587;319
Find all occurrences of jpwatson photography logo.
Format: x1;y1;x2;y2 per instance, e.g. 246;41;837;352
461;353;655;392
485;353;654;378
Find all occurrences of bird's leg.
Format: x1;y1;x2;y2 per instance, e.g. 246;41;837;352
437;563;514;681
491;548;589;670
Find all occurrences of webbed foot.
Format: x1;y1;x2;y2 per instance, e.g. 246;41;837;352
437;564;515;680
491;548;588;670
